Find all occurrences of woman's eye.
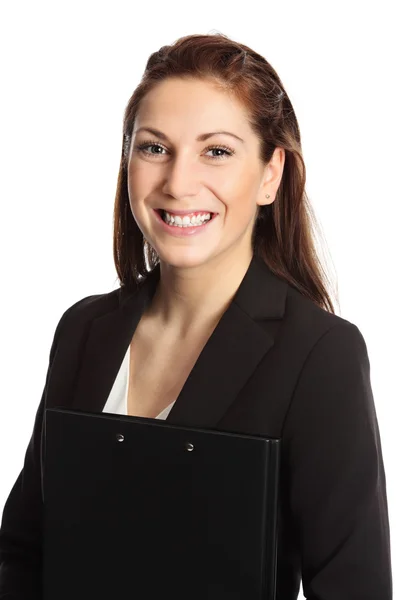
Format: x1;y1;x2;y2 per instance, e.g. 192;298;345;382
205;147;233;159
137;143;166;156
135;142;234;161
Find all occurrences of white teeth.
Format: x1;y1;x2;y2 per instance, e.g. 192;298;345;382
161;210;212;227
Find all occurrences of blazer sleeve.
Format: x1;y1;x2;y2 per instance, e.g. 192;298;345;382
0;303;76;599
282;321;392;599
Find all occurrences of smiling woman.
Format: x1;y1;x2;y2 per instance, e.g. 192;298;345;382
115;36;337;314
0;32;392;600
124;75;285;273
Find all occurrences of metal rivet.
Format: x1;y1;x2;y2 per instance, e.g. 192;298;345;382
116;433;124;442
185;442;194;452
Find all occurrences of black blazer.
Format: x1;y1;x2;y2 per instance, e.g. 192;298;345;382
0;254;392;599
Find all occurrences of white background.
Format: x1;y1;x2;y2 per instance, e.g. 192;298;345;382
0;2;398;597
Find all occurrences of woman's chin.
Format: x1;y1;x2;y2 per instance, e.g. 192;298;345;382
156;249;216;270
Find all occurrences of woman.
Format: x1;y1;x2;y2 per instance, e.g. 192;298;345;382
0;32;392;599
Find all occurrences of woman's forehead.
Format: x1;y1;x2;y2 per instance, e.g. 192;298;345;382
135;81;252;140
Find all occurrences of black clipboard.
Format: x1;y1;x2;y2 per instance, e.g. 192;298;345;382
43;407;280;600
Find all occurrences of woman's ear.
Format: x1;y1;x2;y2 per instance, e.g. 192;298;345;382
257;147;285;207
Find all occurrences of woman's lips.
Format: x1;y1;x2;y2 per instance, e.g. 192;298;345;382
156;208;215;216
152;208;218;237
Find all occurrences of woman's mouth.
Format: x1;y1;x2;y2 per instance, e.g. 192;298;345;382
153;208;218;237
157;209;216;228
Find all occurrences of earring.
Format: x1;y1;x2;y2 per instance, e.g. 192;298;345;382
265;194;270;199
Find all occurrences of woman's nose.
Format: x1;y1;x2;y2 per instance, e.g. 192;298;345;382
162;154;201;200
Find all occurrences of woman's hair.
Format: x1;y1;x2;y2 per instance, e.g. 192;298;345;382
113;32;339;314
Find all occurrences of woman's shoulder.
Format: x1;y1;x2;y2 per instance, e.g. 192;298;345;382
285;280;363;339
57;278;146;325
50;285;139;348
59;287;122;323
278;282;372;381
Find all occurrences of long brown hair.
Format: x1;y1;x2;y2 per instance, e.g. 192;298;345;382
113;32;339;314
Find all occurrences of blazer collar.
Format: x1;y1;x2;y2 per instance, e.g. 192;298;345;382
71;254;288;429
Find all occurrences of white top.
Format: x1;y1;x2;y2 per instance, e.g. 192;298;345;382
102;344;176;419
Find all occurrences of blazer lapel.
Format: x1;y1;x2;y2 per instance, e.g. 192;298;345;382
167;255;287;428
70;270;159;414
71;255;288;430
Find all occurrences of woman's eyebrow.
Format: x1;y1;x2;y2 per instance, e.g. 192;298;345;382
134;126;244;144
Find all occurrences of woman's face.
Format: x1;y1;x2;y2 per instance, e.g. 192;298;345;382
127;76;284;271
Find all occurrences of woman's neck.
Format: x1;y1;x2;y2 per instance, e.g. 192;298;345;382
147;251;253;340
